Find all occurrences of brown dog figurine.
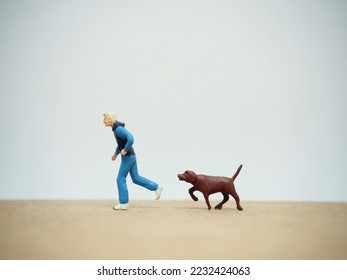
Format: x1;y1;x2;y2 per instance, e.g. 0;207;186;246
178;165;243;210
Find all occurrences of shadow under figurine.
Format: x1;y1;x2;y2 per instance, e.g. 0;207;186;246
177;165;243;211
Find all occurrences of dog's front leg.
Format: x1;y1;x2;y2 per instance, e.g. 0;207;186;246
203;194;212;210
188;187;198;201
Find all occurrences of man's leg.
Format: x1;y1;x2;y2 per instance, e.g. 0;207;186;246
116;156;135;204
129;157;158;191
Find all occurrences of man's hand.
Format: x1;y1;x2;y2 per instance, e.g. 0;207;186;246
120;149;127;156
111;153;117;161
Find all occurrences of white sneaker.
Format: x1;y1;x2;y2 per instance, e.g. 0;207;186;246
155;186;163;200
113;203;129;210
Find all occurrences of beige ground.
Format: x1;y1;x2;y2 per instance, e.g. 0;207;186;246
0;200;346;260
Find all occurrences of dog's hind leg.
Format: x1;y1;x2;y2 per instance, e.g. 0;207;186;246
188;187;199;201
215;193;229;210
230;191;243;211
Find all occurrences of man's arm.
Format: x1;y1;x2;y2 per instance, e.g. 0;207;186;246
112;153;118;161
116;126;134;153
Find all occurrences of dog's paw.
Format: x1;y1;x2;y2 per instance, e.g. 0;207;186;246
192;196;198;201
215;205;222;210
237;206;243;211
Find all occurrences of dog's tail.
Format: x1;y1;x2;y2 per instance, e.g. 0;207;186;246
231;164;243;181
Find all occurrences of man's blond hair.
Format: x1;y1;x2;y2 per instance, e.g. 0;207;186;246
103;111;117;122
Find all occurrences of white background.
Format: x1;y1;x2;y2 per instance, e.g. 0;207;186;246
0;260;346;280
1;0;346;201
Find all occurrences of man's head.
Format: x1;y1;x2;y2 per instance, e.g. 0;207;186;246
103;111;117;127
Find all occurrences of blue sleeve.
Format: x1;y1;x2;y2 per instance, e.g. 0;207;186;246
115;126;134;153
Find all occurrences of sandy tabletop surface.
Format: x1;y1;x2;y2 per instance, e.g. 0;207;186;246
0;200;346;260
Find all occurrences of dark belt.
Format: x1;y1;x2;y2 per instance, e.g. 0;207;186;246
122;147;135;156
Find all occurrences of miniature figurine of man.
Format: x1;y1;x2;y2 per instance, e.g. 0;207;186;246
103;112;163;210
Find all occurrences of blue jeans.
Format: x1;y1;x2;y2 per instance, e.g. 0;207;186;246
116;155;158;204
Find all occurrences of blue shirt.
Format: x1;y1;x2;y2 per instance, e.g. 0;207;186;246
112;122;135;156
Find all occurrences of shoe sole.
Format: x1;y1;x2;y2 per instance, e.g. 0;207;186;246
155;187;163;200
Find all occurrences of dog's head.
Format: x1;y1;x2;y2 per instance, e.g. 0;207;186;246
177;170;197;184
